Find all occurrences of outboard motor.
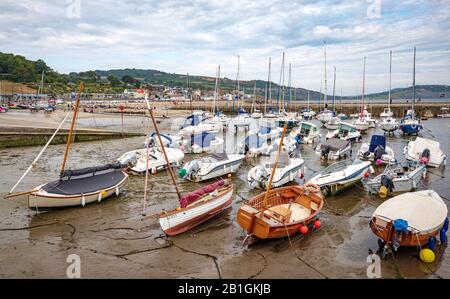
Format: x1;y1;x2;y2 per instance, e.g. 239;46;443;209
321;145;331;159
119;153;137;168
363;151;371;159
182;160;200;179
420;148;430;165
252;166;269;188
374;145;385;161
379;174;393;199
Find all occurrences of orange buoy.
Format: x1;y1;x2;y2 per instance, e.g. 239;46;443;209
364;171;370;178
313;220;321;229
300;225;309;234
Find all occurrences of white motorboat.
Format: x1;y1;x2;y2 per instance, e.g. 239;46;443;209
307;159;373;196
204;112;230;127
183;132;224;154
301;109;316;120
437;107;450;118
118;147;184;174
325;122;361;143
247;151;304;190
180;122;223;135
366;161;426;197
249;126;283;140
268;137;297;156
289;122;321;144
251;109;263;119
235;134;270;157
403;137;446;168
179;152;245;182
325;116;341;130
357;135;396;164
144;132;184;149
315;138;352;160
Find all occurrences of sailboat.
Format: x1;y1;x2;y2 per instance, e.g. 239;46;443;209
399;47;423;135
380;51;399;134
301;91;315;120
317;43;335;125
353;57;370;132
250;81;263;118
141;96;234;236
6;83;129;208
236;123;324;240
325;66;341;130
206;65;231;126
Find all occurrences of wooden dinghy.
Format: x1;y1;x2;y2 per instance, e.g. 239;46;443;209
237;122;323;240
142;95;234;236
237;185;323;239
370;190;448;251
159;179;233;236
6;83;129;208
29;163;128;208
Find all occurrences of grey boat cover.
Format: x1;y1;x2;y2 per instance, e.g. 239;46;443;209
269;151;291;168
42;170;126;196
60;162;123;178
212;152;228;161
321;138;350;152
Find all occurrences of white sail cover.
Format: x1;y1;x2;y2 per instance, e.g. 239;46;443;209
373;190;448;234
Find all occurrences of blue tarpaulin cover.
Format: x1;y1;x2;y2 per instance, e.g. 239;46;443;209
369;135;386;152
191;132;215;147
393;219;409;232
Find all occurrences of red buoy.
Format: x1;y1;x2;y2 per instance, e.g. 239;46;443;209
313;220;321;229
300;225;309;235
364;171;370;178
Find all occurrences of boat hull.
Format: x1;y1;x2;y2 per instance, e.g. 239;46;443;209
159;187;233;236
28;173;129;208
399;123;423;135
366;165;426;195
236;185;324;239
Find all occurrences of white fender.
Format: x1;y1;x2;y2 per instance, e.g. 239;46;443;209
81;194;86;207
115;186;120;196
98;192;102;202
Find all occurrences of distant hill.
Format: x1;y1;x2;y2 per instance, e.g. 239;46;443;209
96;68;450;101
1;51;448;100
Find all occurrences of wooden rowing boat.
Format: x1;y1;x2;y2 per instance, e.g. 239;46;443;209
159;179;233;236
370;190;448;250
143;95;234;236
237;121;324;240
237;185;323;239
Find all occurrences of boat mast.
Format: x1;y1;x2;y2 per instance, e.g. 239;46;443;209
268;57;272;113
332;66;336;112
288;63;292;113
361;56;366;119
307;90;310;112
412;46;416;114
235;55;240;112
262;122;288;208
213;65;219;114
252;80;256;113
264;57;270;114
217;65;221;114
388;50;392;111
60;82;84;176
323;41;328;110
145;95;182;200
187;73;192;114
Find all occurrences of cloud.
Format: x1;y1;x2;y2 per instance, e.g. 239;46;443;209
0;0;449;95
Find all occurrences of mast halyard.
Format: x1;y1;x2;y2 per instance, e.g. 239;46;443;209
324;41;328;109
361;57;366;119
388;50;392;111
332;66;336;112
412;46;416;114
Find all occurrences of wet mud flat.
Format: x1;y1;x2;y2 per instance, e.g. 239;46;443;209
0;114;449;278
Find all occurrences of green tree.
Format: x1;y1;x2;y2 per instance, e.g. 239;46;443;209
107;75;121;87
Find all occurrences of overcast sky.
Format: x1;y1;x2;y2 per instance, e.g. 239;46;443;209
0;0;449;95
